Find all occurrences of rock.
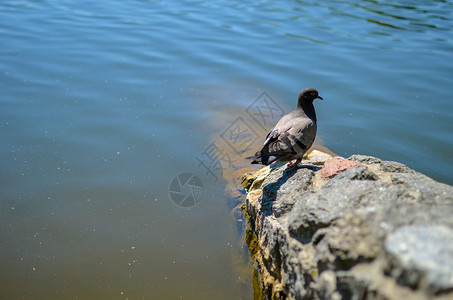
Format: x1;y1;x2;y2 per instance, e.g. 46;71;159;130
379;160;413;173
262;165;315;217
307;155;332;166
320;157;361;180
316;270;342;300
242;153;453;300
241;165;272;191
307;149;333;160
384;225;453;295
330;165;379;181
306;150;334;165
348;154;382;165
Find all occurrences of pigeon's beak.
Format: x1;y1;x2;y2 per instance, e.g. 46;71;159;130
317;95;323;100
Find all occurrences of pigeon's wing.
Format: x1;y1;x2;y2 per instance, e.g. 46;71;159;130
261;116;315;156
262;127;280;147
251;112;316;165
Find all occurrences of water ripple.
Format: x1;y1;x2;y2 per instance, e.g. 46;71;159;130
1;0;453;299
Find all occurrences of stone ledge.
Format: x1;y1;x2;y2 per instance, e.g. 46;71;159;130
241;154;453;300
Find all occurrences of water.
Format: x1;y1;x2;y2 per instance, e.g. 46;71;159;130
1;0;453;299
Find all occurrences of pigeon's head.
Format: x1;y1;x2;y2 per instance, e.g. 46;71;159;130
298;88;323;105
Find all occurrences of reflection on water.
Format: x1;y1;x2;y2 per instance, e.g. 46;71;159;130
1;0;453;299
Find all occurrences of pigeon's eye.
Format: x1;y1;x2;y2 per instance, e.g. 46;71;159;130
311;92;315;96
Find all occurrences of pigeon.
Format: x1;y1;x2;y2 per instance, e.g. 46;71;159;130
249;88;323;166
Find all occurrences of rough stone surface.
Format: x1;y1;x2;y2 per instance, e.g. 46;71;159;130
306;150;334;165
243;154;453;300
348;154;382;165
320;157;361;180
384;225;453;295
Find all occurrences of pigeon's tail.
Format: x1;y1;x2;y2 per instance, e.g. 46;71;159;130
247;152;280;166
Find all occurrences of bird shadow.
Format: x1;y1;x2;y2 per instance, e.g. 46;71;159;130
294;164;322;171
260;163;321;218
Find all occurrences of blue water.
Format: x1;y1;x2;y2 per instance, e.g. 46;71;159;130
1;0;453;299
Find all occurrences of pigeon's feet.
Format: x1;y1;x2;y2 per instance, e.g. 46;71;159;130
287;163;302;170
287;161;299;168
287;158;302;168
